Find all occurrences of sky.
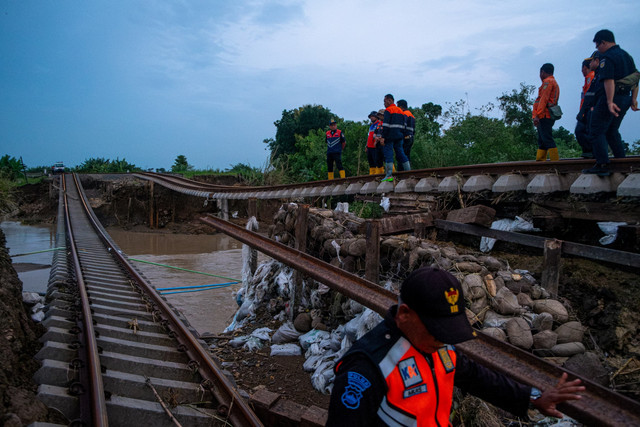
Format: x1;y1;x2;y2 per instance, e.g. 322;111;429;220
1;0;639;171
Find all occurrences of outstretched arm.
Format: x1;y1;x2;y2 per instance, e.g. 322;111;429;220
532;373;585;418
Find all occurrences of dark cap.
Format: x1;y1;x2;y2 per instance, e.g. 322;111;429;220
377;109;385;116
368;110;378;118
329;119;337;125
400;267;476;344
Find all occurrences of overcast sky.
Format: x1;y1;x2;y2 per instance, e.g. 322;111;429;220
1;1;639;171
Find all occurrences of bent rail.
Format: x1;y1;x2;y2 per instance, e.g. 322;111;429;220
199;214;640;426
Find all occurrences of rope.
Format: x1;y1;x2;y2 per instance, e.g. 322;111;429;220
157;281;238;291
11;247;66;257
128;257;240;282
158;282;238;295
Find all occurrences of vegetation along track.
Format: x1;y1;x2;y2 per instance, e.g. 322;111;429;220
35;173;262;426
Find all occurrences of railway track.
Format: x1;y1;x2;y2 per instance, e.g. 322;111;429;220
134;156;640;199
199;214;640;426
35;174;262;426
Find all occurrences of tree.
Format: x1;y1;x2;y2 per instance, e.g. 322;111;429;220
75;157;140;173
266;105;334;159
497;83;537;145
0;155;24;180
171;155;193;173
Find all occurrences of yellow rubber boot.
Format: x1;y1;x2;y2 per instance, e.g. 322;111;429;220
339;170;345;179
548;147;559;161
376;167;384;174
328;172;334;180
535;149;547;161
369;168;375;175
392;164;396;172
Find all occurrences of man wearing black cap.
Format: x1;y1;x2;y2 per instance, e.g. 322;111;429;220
326;119;346;180
584;29;638;176
327;267;584;426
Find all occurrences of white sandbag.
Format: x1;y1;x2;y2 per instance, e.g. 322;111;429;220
299;329;331;351
250;327;272;341
270;343;302;356
272;322;303;344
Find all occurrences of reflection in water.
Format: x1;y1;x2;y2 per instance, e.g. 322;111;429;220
108;228;264;335
0;221;56;293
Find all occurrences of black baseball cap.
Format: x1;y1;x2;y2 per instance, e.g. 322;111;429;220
330;119;337;124
400;267;476;344
368;111;378;118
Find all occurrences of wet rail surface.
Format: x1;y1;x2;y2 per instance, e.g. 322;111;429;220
199;215;640;426
35;174;262;426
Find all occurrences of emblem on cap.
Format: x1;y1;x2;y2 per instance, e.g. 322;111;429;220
445;288;459;313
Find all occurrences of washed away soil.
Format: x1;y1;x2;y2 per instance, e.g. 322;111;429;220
2;178;639;425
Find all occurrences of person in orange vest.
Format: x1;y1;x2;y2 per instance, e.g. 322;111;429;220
366;111;383;175
327;267;585;426
397;99;415;171
326;119;346;180
380;94;410;182
532;63;560;161
575;54;597;158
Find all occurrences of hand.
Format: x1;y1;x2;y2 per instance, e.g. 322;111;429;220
533;117;540;127
379;138;385;146
608;101;621;117
532;373;585;418
631;99;639;112
342;143;346;150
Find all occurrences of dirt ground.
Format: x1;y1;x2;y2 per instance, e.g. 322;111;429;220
2;179;639;425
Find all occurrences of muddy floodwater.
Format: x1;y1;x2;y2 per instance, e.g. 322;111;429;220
107;228;266;335
1;221;56;294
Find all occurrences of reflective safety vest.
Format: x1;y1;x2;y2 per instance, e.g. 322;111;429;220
532;76;559;120
403;110;415;139
580;70;595;109
326;129;345;153
377;338;457;427
382;104;407;140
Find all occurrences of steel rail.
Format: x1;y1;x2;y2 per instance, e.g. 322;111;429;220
72;174;264;427
199;214;640;426
63;174;109;426
138;157;640;195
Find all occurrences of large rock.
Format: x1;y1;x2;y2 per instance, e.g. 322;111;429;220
555;321;586;344
506;317;533;349
516;292;533;308
551;342;586;357
478;256;504;271
564;352;609;387
469;296;488;315
491;287;521;315
532;299;569;323
533;330;558;349
294;312;312;333
455;262;483;273
482;327;507;342
462;274;486;300
532;312;554;332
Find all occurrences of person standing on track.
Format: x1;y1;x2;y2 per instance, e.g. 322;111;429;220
380;94;410;182
533;63;560;162
575;54;597;158
583;29;639;177
397;99;415;171
366;111;383;175
326;267;585;426
326;119;346;180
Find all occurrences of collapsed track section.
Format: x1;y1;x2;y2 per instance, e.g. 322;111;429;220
200;214;640;427
35;174;262;426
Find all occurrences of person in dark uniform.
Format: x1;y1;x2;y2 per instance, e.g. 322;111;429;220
326;119;346;180
584;29;638;176
575;54;597;158
380;94;410;182
397;99;415;171
327;267;585;426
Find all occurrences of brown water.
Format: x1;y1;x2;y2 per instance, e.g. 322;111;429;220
107;228;264;335
0;221;56;293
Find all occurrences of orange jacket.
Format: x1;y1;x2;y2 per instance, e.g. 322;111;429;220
580;70;595;109
532;75;560;119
